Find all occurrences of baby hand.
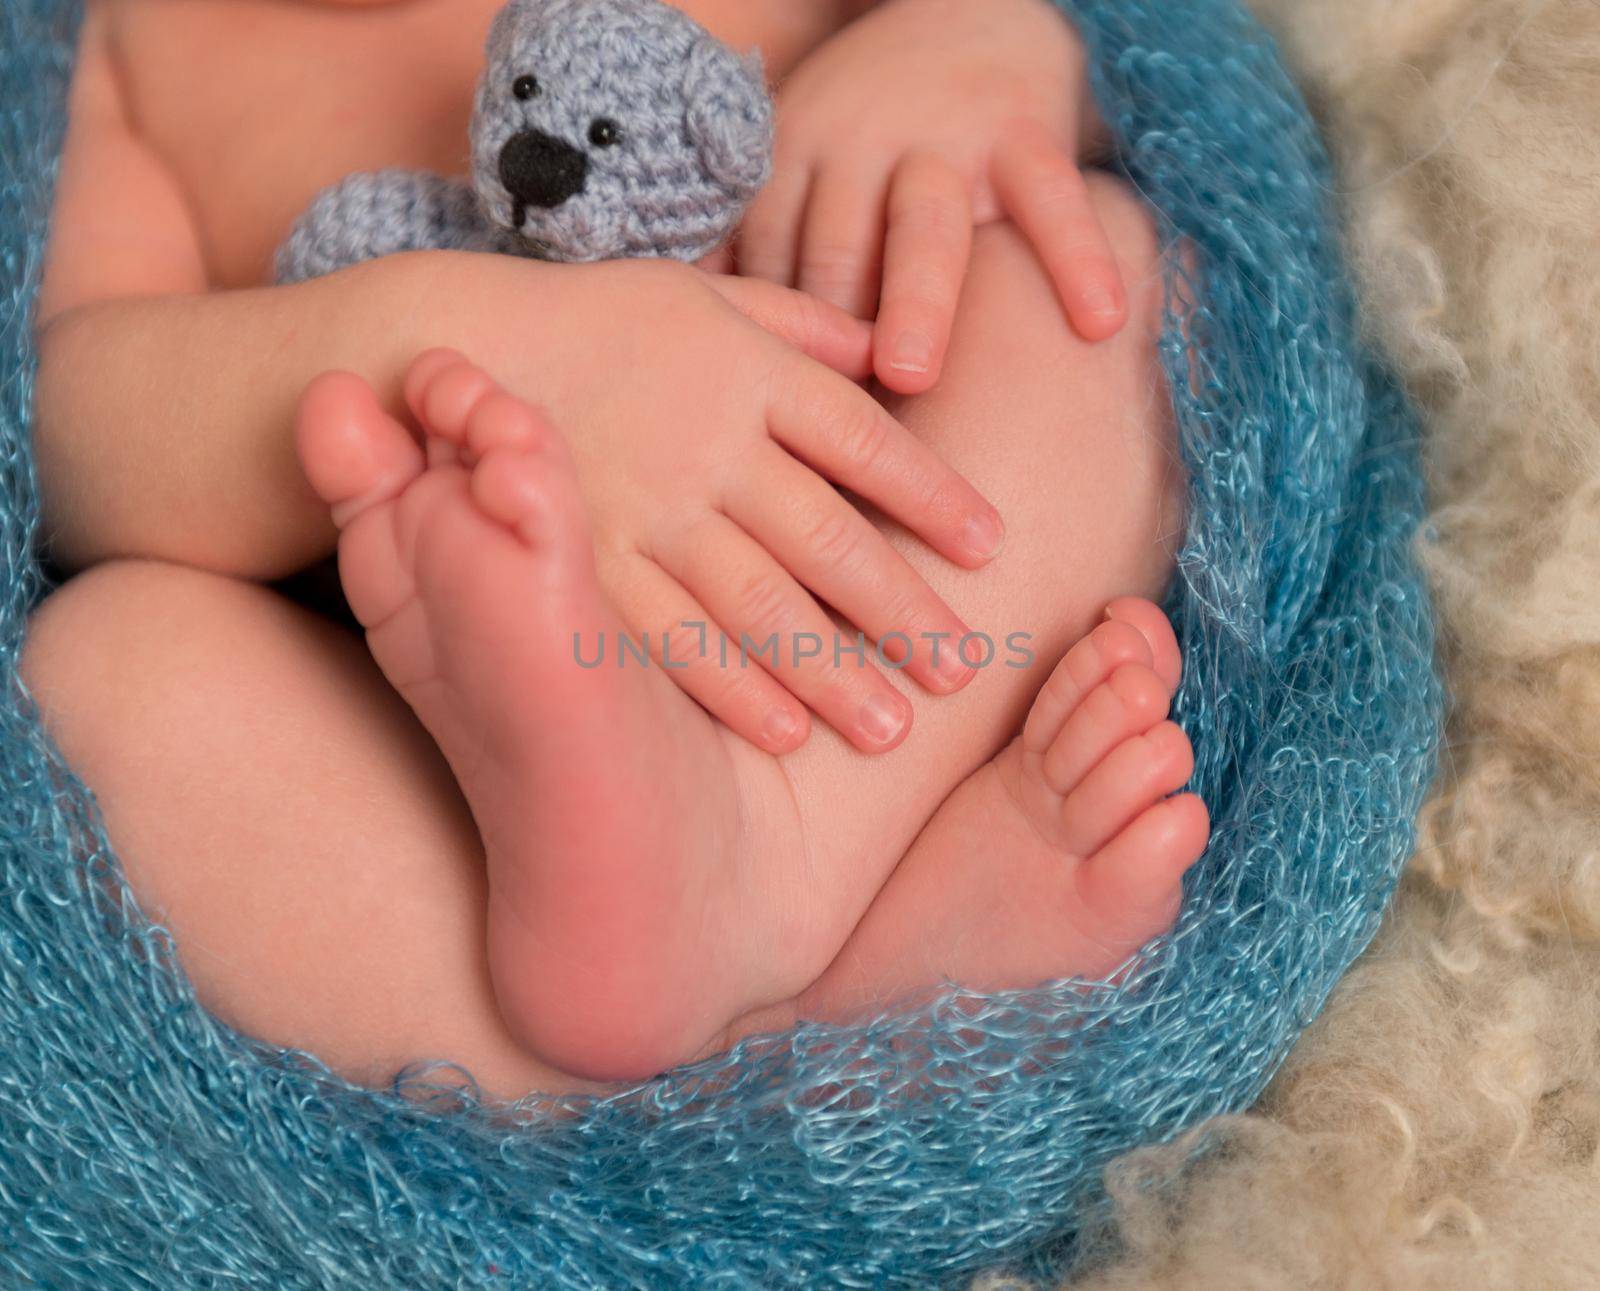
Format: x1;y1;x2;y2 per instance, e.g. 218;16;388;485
738;0;1126;393
432;254;1003;754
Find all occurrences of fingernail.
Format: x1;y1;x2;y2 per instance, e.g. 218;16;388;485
936;644;973;688
962;510;1005;562
763;708;800;750
889;331;932;374
859;693;909;746
1080;281;1119;318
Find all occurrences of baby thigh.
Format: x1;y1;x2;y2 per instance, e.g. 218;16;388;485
780;173;1184;892
22;560;584;1101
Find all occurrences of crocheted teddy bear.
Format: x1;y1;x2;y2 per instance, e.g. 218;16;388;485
275;0;773;283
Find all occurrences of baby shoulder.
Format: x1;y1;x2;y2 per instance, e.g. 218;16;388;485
38;4;209;323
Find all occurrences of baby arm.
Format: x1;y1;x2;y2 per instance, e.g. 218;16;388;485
32;13;445;579
738;0;1124;392
37;259;460;579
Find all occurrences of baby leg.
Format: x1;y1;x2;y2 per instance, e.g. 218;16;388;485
20;560;588;1101
723;172;1204;1034
770;600;1207;1030
292;360;800;1082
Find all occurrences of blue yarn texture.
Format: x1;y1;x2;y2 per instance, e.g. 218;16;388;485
0;0;1442;1287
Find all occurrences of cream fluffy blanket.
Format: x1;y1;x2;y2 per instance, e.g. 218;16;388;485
1006;1;1600;1285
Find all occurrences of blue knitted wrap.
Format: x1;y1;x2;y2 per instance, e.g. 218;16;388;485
0;1;1441;1287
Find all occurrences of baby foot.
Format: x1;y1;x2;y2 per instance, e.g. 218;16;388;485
780;599;1208;1022
1007;596;1206;941
971;597;1209;984
294;352;750;1082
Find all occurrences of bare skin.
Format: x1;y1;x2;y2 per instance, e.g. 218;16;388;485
25;0;1208;1093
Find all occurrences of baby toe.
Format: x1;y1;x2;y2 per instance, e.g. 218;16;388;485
409;354;498;445
1021;617;1156;755
1104;597;1182;692
400;348;467;414
1041;662;1171;794
470;445;591;572
1072;792;1209;946
295;370;425;527
465;390;553;457
1057;720;1195;857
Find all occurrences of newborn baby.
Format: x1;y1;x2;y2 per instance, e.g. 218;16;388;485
30;0;1208;1096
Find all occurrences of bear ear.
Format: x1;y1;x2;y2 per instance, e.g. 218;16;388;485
683;40;774;198
485;0;539;57
484;0;570;67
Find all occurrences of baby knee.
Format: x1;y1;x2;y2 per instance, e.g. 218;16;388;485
27;558;247;676
26;559;178;686
23;560;276;767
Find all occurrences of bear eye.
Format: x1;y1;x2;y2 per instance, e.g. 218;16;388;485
512;74;540;101
588;118;622;148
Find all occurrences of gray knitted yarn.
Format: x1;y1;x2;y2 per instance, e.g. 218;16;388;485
276;172;512;283
275;0;772;283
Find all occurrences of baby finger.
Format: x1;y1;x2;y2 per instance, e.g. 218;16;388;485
874;151;972;394
723;447;976;696
796;165;887;319
992;127;1127;342
767;364;1004;571
606;554;811;756
657;514;915;754
736;162;811;286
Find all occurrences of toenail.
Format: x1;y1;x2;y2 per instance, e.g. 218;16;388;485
962;510;1005;562
425;368;493;426
1111;664;1161;704
1096;621;1151;669
859;693;909;746
472;395;537;450
404;349;465;403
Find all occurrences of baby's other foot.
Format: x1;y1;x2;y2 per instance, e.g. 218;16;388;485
294;353;747;1083
1004;597;1208;964
784;598;1208;1022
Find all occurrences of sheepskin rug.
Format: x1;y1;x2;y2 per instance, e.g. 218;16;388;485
1012;1;1600;1285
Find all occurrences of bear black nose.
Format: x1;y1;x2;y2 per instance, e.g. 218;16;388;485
498;129;588;223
